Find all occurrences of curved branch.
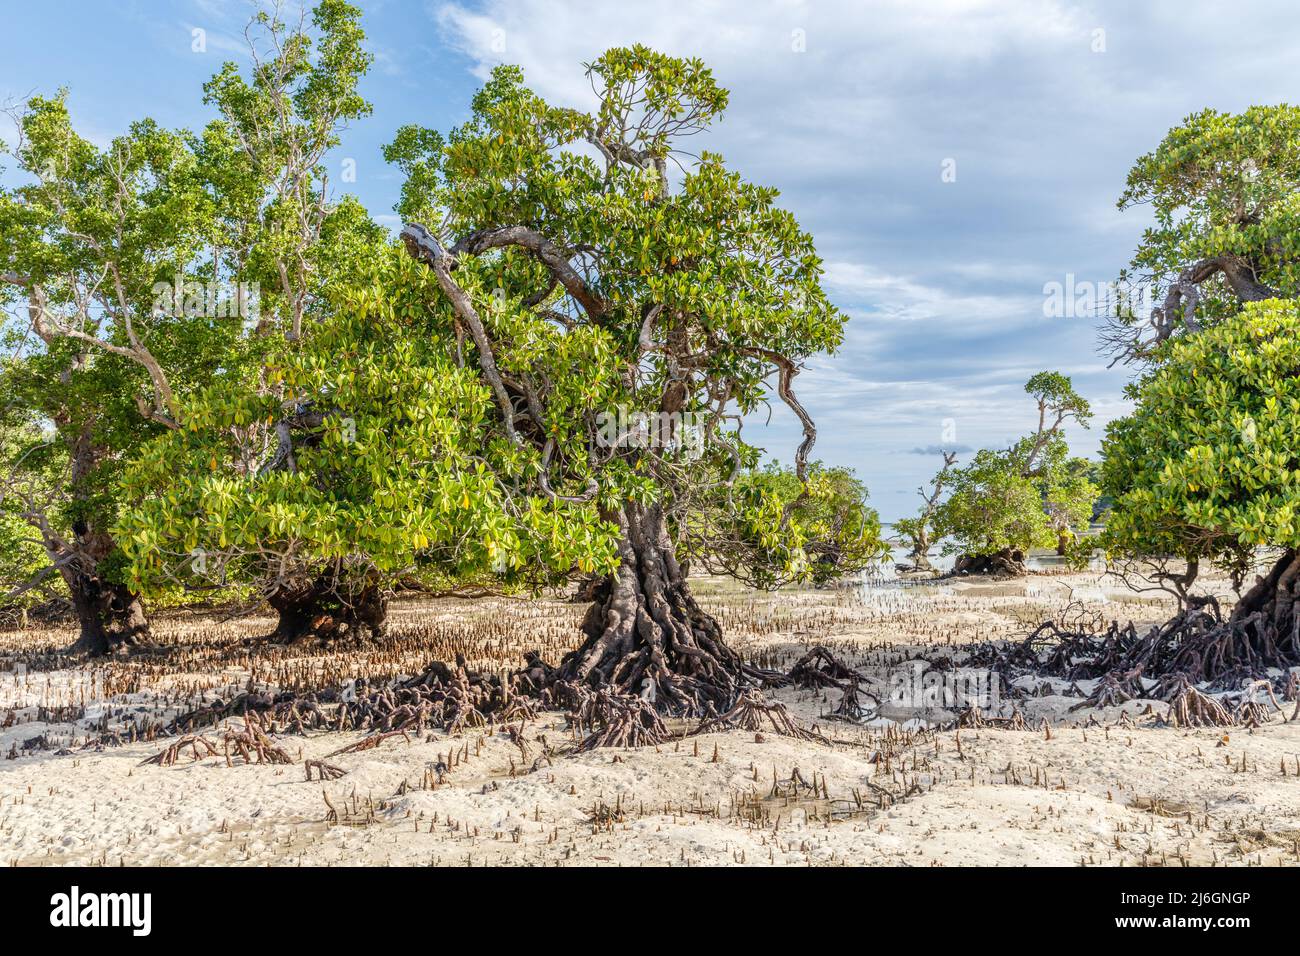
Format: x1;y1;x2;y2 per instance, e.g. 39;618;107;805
539;438;598;503
742;347;816;483
3;273;179;428
1152;256;1277;342
450;225;606;318
401;223;521;445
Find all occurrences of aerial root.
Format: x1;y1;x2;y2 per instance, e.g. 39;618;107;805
695;691;827;743
829;678;876;723
222;711;293;766
787;646;865;689
1165;676;1234;728
562;685;668;751
1070;668;1145;712
326;728;411;758
980;553;1300;690
950;704;1029;731
140;734;219;766
304;759;346;781
147;635;870;759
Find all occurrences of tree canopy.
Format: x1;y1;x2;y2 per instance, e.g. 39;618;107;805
1108;105;1300;361
1102;298;1300;586
934;372;1097;572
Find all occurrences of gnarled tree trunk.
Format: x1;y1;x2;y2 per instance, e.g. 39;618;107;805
952;548;1028;577
1212;548;1300;675
66;570;149;656
903;536;935;573
267;579;388;643
556;502;756;715
57;428;153;655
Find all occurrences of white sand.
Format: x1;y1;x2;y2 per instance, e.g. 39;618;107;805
2;571;1298;867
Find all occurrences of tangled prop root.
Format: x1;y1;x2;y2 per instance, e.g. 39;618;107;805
1070;668;1146;712
830;679;876;723
787;647;865;690
222;711;294;766
564;686;668;751
951;705;1029;731
951;548;1028;578
555;503;776;716
141;734;219;767
166;656;540;743
983;553;1300;690
1165;677;1234;728
695;691;826;743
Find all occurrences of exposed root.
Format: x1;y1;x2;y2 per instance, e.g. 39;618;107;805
829;678;876;723
304;759;346;781
695;691;826;743
1069;668;1146;712
222;711;294;766
971;554;1300;692
951;704;1029;731
1166;676;1234;728
555;502;763;716
787;646;863;689
326;729;410;758
140;734;219;767
564;685;668;750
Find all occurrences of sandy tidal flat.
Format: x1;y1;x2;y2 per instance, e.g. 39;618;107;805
1;570;1298;867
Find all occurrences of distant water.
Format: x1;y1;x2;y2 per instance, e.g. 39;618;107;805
873;525;1103;584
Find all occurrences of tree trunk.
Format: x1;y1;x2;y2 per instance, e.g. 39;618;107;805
952;548;1027;577
556;502;756;715
1228;549;1300;639
67;571;150;656
61;428;152;655
267;579;388;643
903;546;935;573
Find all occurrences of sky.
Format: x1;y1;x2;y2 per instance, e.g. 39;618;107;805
3;0;1298;519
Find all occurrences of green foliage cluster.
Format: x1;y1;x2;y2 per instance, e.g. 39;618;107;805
1114;105;1300;343
1102;298;1300;581
0;1;385;618
934;373;1098;560
117;251;619;594
687;461;888;588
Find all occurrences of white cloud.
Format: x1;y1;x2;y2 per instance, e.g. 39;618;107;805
423;0;1296;515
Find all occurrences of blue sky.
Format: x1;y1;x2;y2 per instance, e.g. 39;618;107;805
4;1;1298;519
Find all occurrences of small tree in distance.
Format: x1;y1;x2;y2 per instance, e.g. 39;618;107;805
934;372;1097;576
894;450;958;573
685;461;889;588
